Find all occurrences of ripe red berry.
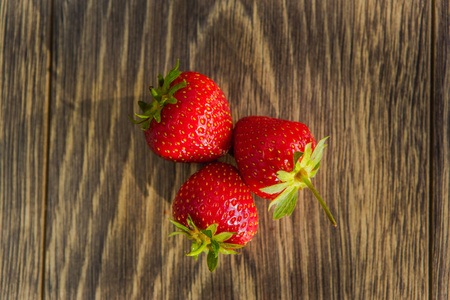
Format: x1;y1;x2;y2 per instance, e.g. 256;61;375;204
170;162;258;272
131;60;233;162
233;116;336;225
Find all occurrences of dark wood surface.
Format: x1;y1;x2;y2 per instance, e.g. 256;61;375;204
1;0;448;299
433;0;450;299
0;0;50;299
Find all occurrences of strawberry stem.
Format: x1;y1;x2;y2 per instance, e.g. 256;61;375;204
299;175;337;227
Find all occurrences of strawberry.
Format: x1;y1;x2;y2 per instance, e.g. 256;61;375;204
233;116;336;225
130;60;233;162
170;162;258;272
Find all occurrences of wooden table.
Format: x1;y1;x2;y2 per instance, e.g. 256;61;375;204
1;0;448;299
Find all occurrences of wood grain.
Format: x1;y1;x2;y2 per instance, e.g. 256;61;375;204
433;0;450;298
0;0;50;299
44;0;431;299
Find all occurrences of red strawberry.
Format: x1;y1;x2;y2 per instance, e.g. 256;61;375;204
170;162;258;272
130;60;233;162
233;116;336;225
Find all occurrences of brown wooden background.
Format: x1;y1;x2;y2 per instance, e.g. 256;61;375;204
1;0;448;299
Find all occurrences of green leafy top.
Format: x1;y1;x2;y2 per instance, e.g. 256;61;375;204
260;137;337;226
169;215;244;272
129;59;187;130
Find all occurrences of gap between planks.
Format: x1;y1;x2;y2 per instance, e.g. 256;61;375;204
40;0;55;299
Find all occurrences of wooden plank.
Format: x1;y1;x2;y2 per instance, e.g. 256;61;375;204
433;0;450;298
0;0;51;299
45;0;430;299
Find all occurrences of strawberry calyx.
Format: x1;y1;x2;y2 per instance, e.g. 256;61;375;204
130;59;187;130
260;137;337;226
169;215;244;272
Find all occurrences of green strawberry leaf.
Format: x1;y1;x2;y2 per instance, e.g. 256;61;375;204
154;110;161;123
149;87;160;101
205;223;218;236
157;74;164;88
186;240;207;257
128;115;147;124
277;171;293;182
141;120;151;130
310;146;325;167
293;151;303;166
272;187;298;219
286;192;298;217
168;231;190;238
207;251;219;272
260;182;290;195
138;101;146;112
220;243;245;249
169;219;191;232
166;96;178;104
308;137;328;171
210;240;220;257
219;248;239;255
186;215;198;231
214;232;234;242
301;143;313;166
191;242;200;252
268;186;295;212
293;163;301;174
311;137;329;160
134;113;151;119
138;101;151;112
162;60;182;91
168;81;186;97
201;229;213;239
309;162;321;178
